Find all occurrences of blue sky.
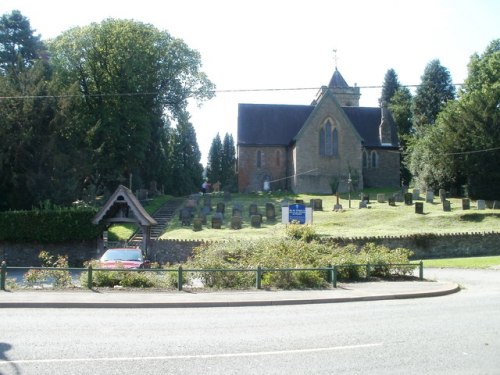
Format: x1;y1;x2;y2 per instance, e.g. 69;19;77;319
1;0;498;164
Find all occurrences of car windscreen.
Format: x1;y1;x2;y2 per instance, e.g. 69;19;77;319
101;250;142;262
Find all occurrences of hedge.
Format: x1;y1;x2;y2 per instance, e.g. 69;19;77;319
0;208;106;243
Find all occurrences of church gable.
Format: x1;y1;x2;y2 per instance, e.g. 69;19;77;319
236;66;401;193
291;90;364;194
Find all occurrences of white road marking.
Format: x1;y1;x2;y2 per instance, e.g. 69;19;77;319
0;342;383;365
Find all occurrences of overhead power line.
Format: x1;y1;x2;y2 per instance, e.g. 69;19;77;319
0;83;464;100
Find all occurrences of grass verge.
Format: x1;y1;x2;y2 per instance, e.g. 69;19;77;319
423;255;500;269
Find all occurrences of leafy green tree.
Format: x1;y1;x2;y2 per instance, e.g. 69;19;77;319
407;40;500;198
0;11;65;209
49;19;214;194
206;133;223;185
380;68;400;105
413;59;456;129
0;10;44;77
389;86;414;185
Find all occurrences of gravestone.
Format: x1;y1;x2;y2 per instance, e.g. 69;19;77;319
212;181;221;193
443;200;451;212
360;193;370;204
203;196;212;211
388;197;396;206
359;201;367;209
425;190;434;203
192;217;203;231
231;216;242;230
232;207;242;217
224;191;232;202
186;199;197;209
439;189;446;203
265;203;276;221
295;199;304;204
415;202;424;214
494;201;500;209
404;193;413;205
377;193;385;203
477;200;486;210
310;199;323;211
250;214;262;228
393;192;404;203
280;199;289;207
333;193;342;211
412;189;420;200
179;208;192;226
249;203;259;216
216;202;225;214
462;198;470;210
198;211;207;225
211;215;222;229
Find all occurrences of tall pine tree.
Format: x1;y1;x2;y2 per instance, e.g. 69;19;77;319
206;133;223;185
221;133;237;192
380;68;400;105
413;59;455;129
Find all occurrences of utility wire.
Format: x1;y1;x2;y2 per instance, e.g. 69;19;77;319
443;146;500;156
0;83;464;100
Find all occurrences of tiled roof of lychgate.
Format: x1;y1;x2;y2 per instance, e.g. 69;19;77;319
237;103;399;148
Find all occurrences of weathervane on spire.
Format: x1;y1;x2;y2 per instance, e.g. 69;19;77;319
333;49;338;70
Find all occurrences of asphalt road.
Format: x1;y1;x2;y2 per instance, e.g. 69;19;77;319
0;269;499;375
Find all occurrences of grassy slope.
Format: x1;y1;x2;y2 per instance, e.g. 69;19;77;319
161;191;500;240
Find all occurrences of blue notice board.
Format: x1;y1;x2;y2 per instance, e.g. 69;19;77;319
289;204;306;224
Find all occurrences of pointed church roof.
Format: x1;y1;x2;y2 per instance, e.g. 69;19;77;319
237;103;399;148
328;68;349;88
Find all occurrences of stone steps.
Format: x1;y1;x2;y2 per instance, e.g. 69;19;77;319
128;198;183;245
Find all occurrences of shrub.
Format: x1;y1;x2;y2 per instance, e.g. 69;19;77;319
187;239;415;288
23;251;72;288
285;223;318;242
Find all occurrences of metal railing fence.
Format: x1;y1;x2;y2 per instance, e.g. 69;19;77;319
1;261;423;291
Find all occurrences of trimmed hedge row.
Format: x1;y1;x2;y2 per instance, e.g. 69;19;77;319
0;208;106;243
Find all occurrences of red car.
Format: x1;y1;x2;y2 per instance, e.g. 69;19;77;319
99;248;150;269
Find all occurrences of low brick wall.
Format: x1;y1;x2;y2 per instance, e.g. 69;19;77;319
148;239;205;264
326;232;500;259
0;240;100;267
2;232;499;267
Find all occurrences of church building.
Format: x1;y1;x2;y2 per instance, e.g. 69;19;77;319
236;66;400;194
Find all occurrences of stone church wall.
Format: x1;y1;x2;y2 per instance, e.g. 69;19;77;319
293;98;363;194
363;149;400;188
238;145;287;192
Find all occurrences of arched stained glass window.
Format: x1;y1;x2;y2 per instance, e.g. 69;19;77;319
332;128;339;156
371;151;378;168
363;150;369;168
325;121;332;156
319;128;326;155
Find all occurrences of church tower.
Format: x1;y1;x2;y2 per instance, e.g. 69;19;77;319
327;68;361;107
312;67;361;107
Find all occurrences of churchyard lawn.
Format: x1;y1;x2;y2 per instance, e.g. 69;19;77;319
160;190;500;241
